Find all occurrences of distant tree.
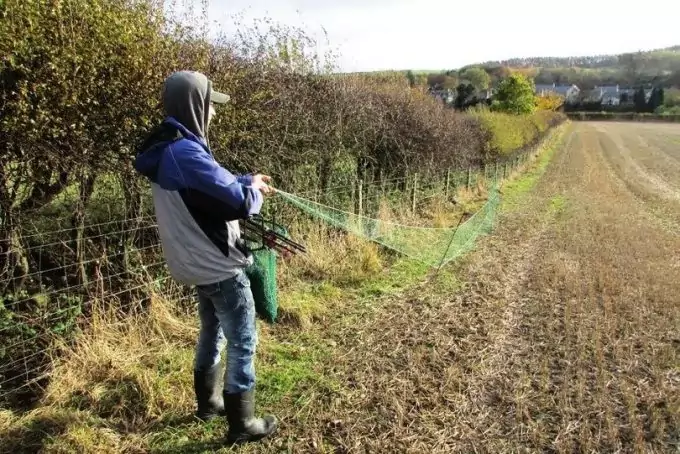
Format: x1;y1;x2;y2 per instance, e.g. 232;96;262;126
620;92;630;104
406;70;416;88
648;87;664;111
425;73;457;90
442;75;458;90
413;73;428;89
667;70;680;87
486;66;513;85
634;87;647;112
474;47;680;89
663;87;680;107
492;74;537;114
454;83;476;109
427;73;447;88
459;67;491;91
498;66;514;79
534;69;556;85
620;52;644;81
512;67;540;80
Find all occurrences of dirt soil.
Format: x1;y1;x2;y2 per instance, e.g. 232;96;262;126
274;121;680;453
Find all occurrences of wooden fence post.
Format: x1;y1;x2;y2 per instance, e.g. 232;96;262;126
351;179;356;214
412;173;418;215
467;167;472;190
445;169;451;198
357;179;363;217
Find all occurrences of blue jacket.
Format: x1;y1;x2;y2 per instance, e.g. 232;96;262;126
134;117;262;285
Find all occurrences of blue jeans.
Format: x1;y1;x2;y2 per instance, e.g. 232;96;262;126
194;270;257;394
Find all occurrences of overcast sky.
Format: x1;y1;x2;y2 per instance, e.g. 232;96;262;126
192;0;680;72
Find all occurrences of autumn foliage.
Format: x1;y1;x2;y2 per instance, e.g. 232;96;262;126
536;93;565;111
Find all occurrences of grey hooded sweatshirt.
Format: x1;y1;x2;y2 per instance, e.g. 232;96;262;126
134;71;264;286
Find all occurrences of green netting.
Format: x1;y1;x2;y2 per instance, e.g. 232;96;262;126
277;186;500;268
244;222;289;324
245;248;278;323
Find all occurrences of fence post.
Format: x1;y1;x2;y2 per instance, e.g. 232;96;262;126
445;169;451;198
380;171;385;197
412;173;418;215
351;179;356;214
357;179;363;217
467;167;472;190
494;162;498;182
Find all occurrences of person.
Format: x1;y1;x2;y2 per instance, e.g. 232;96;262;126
133;70;277;445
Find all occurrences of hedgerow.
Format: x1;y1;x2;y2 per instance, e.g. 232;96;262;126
0;0;564;406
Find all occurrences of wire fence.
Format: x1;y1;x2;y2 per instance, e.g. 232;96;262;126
0;130;552;409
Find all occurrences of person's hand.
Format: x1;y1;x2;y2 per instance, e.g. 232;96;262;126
252;174;275;195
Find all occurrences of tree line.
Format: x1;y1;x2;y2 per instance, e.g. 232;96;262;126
389;46;680;100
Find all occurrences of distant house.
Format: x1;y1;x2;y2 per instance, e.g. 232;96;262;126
645;89;654;103
429;87;493;108
429;88;455;105
598;86;622;106
476;88;494;101
535;83;580;103
587;85;655;106
618;88;636;105
582;85;620;105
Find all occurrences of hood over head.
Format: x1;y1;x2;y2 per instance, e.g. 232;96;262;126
161;71;230;138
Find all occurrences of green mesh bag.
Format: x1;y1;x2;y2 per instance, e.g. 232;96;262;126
244;220;290;324
245;247;278;323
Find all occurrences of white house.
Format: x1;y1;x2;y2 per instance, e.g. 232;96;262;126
588;85;654;106
598;86;622;106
